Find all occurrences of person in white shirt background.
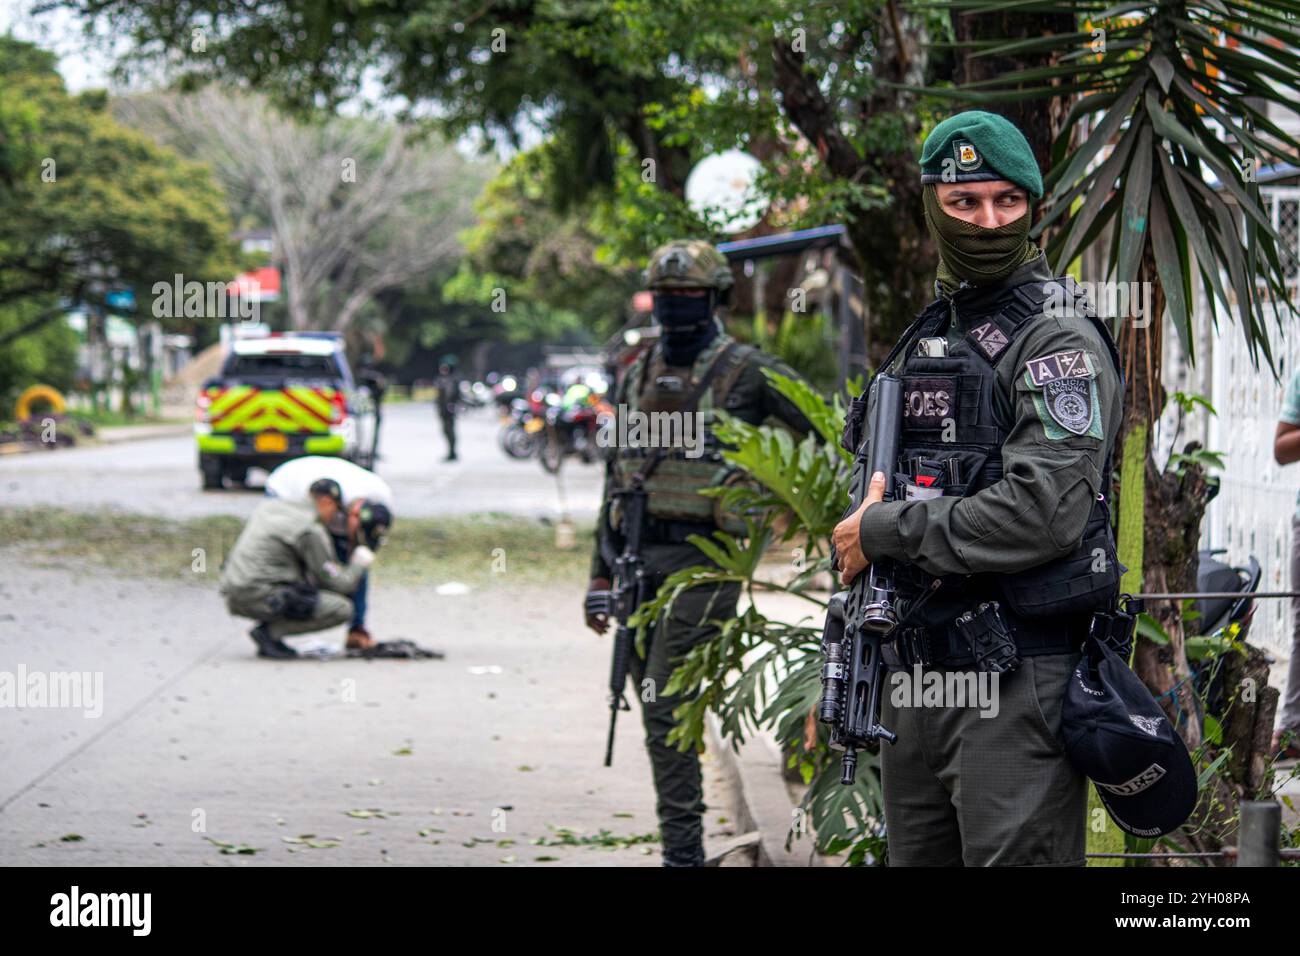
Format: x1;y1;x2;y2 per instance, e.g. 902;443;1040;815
265;456;394;650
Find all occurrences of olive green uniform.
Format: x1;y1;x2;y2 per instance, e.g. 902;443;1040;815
856;254;1122;866
591;331;813;857
220;498;366;639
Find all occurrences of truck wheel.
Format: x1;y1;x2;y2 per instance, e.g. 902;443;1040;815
200;455;224;490
227;464;249;485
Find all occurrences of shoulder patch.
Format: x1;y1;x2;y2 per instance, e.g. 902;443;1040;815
1024;349;1094;386
968;321;1010;361
1019;351;1102;442
1042;379;1094;436
1022;349;1104;440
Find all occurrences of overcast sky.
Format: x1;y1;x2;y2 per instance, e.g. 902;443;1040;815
0;0;120;90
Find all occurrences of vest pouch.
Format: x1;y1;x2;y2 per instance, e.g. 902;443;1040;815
895;569;1001;631
997;497;1121;618
896;446;994;498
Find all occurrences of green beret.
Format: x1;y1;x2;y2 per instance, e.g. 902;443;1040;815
920;110;1043;200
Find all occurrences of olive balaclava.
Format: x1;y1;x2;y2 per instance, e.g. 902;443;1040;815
918;110;1045;294
922;186;1039;294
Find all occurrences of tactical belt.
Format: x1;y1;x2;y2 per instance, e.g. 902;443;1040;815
881;615;1090;670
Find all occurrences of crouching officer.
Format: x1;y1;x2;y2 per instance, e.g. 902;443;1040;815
220;478;386;658
585;239;814;866
831;111;1124;866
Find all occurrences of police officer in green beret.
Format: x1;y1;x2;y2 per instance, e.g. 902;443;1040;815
585;239;814;866
831;111;1125;865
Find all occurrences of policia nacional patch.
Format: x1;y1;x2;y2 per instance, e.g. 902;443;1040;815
1022;349;1104;439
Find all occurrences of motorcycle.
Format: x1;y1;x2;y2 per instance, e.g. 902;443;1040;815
539;397;607;473
1183;548;1264;733
498;394;546;460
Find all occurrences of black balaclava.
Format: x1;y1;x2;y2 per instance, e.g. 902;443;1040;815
653;292;719;366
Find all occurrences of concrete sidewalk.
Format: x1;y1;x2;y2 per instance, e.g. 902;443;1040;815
0;563;738;866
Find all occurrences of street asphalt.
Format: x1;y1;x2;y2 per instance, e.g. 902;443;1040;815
0;404;740;866
0;402;604;520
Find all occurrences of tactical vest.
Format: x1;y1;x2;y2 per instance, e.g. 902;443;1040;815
612;332;753;528
867;276;1124;634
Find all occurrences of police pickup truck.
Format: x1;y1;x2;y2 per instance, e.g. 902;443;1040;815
195;332;377;490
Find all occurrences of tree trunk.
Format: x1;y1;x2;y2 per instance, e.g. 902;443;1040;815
1111;235;1283;865
769;11;934;366
1116;252;1205;751
949;9;1076;173
1180;642;1280;864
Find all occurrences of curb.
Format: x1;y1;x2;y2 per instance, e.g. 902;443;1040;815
95;424;191;444
0;424;189;456
707;712;815;867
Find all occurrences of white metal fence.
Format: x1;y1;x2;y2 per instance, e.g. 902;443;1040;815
1184;185;1300;662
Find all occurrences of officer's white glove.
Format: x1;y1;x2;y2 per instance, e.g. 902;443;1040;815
351;545;376;569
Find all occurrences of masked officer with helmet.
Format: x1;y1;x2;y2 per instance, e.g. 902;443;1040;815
585;239;814;867
831;111;1125;866
221;478;391;659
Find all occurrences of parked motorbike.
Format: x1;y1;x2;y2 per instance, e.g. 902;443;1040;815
497;395;543;460
539;397;607;473
1185;548;1264;731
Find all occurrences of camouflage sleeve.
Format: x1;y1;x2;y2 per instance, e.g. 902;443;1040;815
858;313;1121;576
589;365;630;583
299;526;366;595
589;463;615;582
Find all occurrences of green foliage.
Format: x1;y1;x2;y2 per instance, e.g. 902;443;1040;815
0;36;236;404
0;37;236;307
1170;390;1217;418
627;370;885;860
926;0;1300;372
446;148;639;342
0;299;78;406
745;309;842;394
63;0;954;348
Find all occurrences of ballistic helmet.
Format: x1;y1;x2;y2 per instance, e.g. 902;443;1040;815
644;239;734;293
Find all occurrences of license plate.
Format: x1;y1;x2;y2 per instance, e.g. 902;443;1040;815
254;433;288;452
524;418;544;434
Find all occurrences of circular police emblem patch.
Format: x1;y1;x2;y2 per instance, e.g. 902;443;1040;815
1045;378;1092;435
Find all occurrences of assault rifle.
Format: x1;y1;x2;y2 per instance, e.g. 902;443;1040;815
818;374;904;784
586;470;655;767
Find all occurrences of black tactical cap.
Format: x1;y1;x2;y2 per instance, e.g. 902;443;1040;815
1063;639;1198;838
